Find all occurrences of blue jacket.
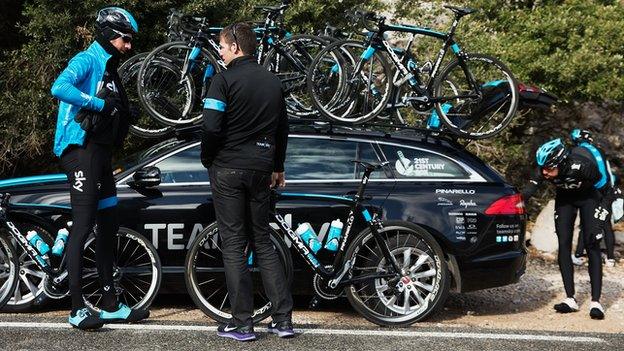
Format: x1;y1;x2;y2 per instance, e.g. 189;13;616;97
51;41;112;157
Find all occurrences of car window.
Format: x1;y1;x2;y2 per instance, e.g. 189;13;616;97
153;144;208;184
379;144;469;179
285;137;357;180
356;142;388;179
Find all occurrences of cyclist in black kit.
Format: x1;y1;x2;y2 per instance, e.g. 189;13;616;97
51;7;148;330
523;138;615;320
569;129;618;268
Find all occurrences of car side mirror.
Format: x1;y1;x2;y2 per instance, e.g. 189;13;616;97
131;166;161;188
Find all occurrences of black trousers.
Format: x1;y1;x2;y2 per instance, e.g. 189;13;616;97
209;166;292;327
554;190;605;301
60;142;118;313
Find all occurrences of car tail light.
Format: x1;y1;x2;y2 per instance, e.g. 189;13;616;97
485;193;525;215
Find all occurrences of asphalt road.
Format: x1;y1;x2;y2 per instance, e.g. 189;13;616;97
0;316;620;351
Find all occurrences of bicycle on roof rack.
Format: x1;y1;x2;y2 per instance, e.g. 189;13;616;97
306;6;520;139
135;0;329;128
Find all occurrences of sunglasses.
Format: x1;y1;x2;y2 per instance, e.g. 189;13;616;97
111;28;133;43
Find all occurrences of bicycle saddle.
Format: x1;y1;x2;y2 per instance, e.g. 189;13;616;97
443;5;477;17
254;5;286;13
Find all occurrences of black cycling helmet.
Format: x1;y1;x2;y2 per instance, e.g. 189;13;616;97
536;138;567;168
96;7;138;35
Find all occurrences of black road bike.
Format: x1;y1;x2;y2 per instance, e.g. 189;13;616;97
184;161;450;326
0;193;162;312
307;7;519;139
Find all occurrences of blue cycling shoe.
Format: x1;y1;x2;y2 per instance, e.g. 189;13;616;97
100;303;150;323
69;308;104;330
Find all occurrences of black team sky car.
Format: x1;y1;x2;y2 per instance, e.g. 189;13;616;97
0;124;527;322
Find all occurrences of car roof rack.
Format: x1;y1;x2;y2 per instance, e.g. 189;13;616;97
172;118;463;148
287;118;460;142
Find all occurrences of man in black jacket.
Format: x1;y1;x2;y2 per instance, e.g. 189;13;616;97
200;22;292;341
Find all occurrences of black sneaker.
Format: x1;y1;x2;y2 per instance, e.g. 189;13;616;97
68;308;104;331
589;301;605;320
217;323;256;342
268;320;295;338
554;297;578;313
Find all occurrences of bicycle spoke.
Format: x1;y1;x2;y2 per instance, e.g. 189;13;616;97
219;292;229;310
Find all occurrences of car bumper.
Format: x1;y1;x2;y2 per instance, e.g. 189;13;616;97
456;249;527;293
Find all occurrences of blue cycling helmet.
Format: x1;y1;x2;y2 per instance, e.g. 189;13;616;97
536;138;567;168
96;7;138;34
570;128;593;144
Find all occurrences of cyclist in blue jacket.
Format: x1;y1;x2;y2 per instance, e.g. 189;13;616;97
50;7;147;330
523;138;615;320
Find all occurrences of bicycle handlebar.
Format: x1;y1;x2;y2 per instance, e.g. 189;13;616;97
352;9;385;33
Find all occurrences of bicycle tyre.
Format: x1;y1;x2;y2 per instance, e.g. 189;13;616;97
307;39;393;124
119;53;173;139
263;34;330;118
345;220;450;326
82;227;162;311
0;231;19;310
184;221;293;324
137;41;222;126
433;53;519;139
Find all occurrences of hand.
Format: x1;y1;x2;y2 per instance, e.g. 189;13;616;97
271;172;285;188
101;97;123;118
200;142;214;169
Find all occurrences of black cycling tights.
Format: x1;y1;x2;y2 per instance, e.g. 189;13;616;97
554;191;603;302
61;142;118;314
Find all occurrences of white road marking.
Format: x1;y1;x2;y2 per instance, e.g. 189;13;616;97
0;322;605;343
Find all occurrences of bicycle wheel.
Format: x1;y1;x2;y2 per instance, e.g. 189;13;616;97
307;39;393;124
82;227;161;311
433;53;519;139
0;232;19;310
345;221;450;326
184;222;293;324
119;53;173;138
263;34;330;118
137;41;222;126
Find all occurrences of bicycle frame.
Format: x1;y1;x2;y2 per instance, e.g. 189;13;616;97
269;166;402;287
354;14;481;104
0;193;66;280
